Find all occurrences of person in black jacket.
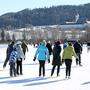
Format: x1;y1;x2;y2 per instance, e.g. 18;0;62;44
21;41;28;55
3;41;15;68
87;42;90;52
46;41;52;55
51;41;62;77
46;41;52;63
73;41;82;66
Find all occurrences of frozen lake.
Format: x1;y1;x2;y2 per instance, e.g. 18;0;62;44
0;44;89;90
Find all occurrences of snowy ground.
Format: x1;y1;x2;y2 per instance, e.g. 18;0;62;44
0;44;89;90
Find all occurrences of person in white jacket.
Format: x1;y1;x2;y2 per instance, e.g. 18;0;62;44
14;41;25;75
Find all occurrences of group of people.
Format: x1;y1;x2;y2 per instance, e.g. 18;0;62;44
3;40;28;77
3;39;82;79
33;40;82;79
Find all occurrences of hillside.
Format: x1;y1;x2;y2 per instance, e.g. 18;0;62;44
0;3;90;29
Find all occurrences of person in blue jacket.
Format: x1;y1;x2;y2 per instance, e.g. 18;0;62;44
9;48;18;77
33;41;50;77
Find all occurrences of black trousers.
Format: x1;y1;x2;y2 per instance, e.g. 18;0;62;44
16;59;22;75
76;53;81;65
65;59;72;76
39;60;45;76
51;65;60;76
9;62;16;77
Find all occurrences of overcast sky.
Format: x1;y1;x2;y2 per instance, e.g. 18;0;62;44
0;0;90;15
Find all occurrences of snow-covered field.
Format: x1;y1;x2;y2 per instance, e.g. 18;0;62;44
0;44;89;90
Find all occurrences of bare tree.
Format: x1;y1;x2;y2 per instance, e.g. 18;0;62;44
12;34;16;41
1;30;5;41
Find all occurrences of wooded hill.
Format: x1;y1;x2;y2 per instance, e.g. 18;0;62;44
0;3;90;29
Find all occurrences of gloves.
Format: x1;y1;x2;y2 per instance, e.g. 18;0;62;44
3;64;6;69
48;59;50;63
24;58;25;60
33;57;36;61
3;63;7;68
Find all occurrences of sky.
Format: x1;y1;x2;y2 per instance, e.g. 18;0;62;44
0;0;90;16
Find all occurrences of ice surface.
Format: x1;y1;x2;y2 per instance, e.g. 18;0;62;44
0;44;89;90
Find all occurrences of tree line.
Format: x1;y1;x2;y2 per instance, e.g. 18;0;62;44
0;3;90;29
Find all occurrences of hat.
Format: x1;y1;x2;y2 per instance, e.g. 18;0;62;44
10;41;15;45
68;42;72;46
15;41;22;45
55;41;60;45
40;41;45;46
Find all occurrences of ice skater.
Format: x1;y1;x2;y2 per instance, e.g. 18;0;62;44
3;41;15;68
9;48;18;77
33;40;50;77
51;41;62;77
14;41;25;75
73;40;82;66
62;42;77;79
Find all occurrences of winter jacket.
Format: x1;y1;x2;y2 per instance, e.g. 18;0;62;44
35;44;49;61
3;44;14;68
73;42;82;54
21;42;28;55
14;44;25;60
52;44;62;65
7;44;14;60
9;50;18;63
46;43;52;55
62;45;77;60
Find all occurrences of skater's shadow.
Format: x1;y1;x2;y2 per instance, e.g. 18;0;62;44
46;67;65;71
0;77;49;84
23;63;39;66
0;76;10;80
81;81;90;85
24;78;66;86
46;66;77;71
0;61;3;63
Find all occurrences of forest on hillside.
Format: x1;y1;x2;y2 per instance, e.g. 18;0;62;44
0;3;90;29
